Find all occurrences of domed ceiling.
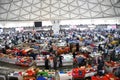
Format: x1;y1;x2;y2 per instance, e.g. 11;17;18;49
0;0;120;21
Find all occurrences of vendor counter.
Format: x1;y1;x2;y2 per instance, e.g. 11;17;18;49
0;53;34;66
58;69;72;80
35;55;45;66
105;61;120;73
91;73;119;80
89;53;102;58
61;54;73;66
72;66;97;79
0;53;17;64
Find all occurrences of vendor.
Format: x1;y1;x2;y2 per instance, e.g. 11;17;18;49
2;48;6;54
59;54;63;67
76;54;85;67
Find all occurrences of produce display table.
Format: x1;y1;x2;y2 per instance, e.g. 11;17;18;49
110;40;118;45
35;55;45;66
72;66;97;79
8;75;23;80
56;46;70;54
80;46;93;52
95;41;106;47
23;76;36;80
80;47;89;51
21;48;33;55
0;53;17;64
7;57;17;64
61;54;73;66
37;70;56;79
59;70;72;80
91;73;119;80
6;49;13;54
105;61;120;73
16;57;34;66
23;67;36;80
41;51;49;55
24;48;33;53
0;53;34;66
89;53;102;58
105;73;119;80
56;41;67;47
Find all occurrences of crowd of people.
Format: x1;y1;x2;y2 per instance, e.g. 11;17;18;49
0;28;120;79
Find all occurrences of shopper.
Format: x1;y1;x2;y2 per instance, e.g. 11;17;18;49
73;52;77;59
29;52;37;60
70;43;72;52
76;55;85;67
2;48;6;54
97;57;105;76
97;63;104;76
53;55;57;70
49;55;54;69
110;50;115;61
59;54;63;67
104;47;108;59
98;44;102;51
45;56;49;69
76;43;79;51
49;45;53;52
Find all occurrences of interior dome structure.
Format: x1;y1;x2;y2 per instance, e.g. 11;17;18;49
0;1;120;80
0;0;120;21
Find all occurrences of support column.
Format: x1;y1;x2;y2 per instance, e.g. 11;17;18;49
51;20;60;35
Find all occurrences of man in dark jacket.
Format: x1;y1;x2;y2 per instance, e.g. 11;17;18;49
53;56;57;70
97;63;104;76
97;57;105;76
45;56;49;69
59;55;63;67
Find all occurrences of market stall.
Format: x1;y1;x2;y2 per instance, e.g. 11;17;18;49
91;73;119;80
72;66;97;79
105;61;120;73
61;54;73;66
89;53;102;58
23;68;36;80
16;56;34;66
37;69;56;80
35;55;45;66
58;69;72;80
0;53;17;64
